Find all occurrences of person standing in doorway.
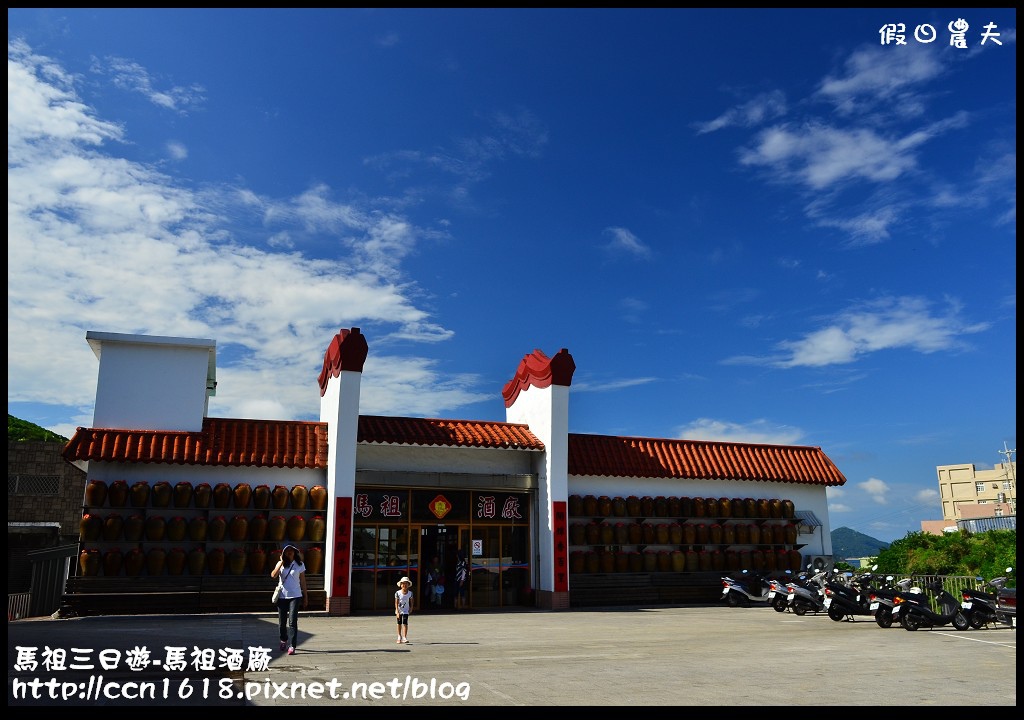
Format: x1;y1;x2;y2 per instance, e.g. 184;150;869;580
454;549;468;610
395;576;413;643
271;543;307;655
426;556;444;608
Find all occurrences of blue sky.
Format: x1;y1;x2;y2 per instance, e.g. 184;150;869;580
7;8;1016;543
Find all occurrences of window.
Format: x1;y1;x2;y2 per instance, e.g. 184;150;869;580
975;482;986;494
1003;481;1013;490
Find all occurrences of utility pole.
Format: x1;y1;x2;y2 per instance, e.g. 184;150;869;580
997;441;1016;514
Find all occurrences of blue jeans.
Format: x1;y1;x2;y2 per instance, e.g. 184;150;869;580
277;596;301;648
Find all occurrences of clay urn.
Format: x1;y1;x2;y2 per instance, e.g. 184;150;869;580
173;481;193;508
146;547;166;576
79;513;103;542
290;484;309;510
268;515;287;542
108;480;129;507
271;485;290;509
166;547;187;575
144;515;166;542
307;515;326;542
123;548;145;576
213;483;232;508
248;513;268;542
233;483;252;509
123;513;145;542
206;548;226;575
626;495;642;516
79;548;101;576
130;481;150;508
227;548;247;575
568;495;583;516
208;516;227;542
286;515;306;542
166;516;188;542
305;546;323;575
228;515;249;542
597;495;612;516
248;547;267;575
102;548;123;576
188;515;208;542
151;481;173;507
268;548;282;568
85;480;108;507
102;513;124;541
582;495;598;515
193;483;212;508
187;547;206;575
253;484;272;509
309;484;328;510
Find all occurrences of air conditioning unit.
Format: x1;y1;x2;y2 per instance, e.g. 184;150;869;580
804;555;832;572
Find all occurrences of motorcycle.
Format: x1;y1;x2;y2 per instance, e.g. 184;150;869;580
721;569;774;607
869;577;920;628
767;574;792;612
785;568;828;616
959;567;1013;629
892;580;969;631
822;569;877;622
994;566;1016;629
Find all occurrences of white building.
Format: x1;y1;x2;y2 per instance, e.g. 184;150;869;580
64;328;845;615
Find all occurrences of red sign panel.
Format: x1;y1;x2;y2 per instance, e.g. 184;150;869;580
332;497;352;596
552;500;569;592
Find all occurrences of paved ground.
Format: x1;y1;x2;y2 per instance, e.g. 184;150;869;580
7;604;1016;707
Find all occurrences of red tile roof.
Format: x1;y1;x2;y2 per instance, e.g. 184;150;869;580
62;417;845;487
358;416;545;450
567;433;846;486
63;417;329;469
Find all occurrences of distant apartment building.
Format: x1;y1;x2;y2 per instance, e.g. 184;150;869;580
921;461;1017;535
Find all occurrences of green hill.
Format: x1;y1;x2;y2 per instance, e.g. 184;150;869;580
8;414;68;443
831;526;890;561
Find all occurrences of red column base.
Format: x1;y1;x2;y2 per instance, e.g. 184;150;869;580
327;596;351;616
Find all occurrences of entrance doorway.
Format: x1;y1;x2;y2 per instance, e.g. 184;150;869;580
418;525;464;611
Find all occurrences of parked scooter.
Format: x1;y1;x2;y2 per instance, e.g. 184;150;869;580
959;567;1013;629
869;577;920;628
892;580;969;631
721;569;774;607
994;567;1016;629
785;568;828;616
822;569;877;622
767;574;792;612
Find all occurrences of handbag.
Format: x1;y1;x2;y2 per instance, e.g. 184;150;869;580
272;563;291;604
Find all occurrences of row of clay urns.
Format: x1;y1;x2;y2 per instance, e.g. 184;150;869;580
568;495;796;519
84;480;329;511
80;513;327;543
79;546;325;576
570;548;804;574
569;521;797;546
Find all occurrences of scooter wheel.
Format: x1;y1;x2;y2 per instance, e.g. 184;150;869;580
901;612;921;631
828;606;845;622
952;611;970;631
772;596;788;613
875;608;893;628
968;614;985;630
726;592;741;608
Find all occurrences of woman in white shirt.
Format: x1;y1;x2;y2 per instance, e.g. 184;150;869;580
271;543;308;655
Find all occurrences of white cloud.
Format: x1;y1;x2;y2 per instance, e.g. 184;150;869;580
693;90;787;134
603;226;652;259
858;477;889;505
6;40;479;425
675;418;804;445
726;295;990;368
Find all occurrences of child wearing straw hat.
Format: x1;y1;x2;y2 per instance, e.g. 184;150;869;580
395;576;413;644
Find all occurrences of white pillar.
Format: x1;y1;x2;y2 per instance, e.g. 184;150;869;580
318;327;368;616
503;348;575;610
